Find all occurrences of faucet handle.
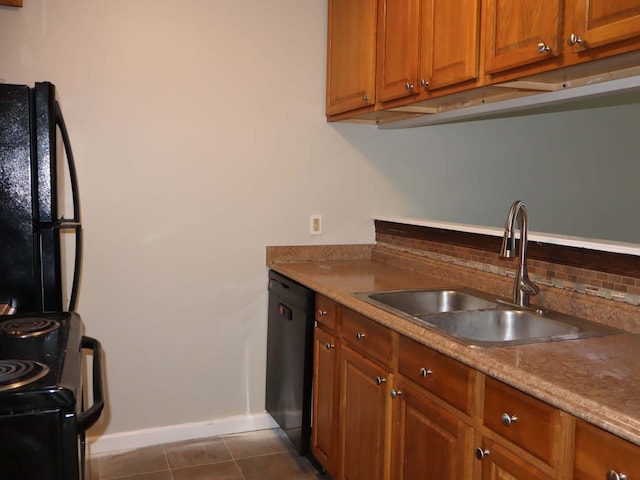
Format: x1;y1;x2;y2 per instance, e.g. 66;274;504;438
521;278;539;295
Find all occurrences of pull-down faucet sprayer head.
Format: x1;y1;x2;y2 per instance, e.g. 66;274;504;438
500;200;525;259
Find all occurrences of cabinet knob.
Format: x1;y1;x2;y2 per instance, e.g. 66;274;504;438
474;447;490;460
405;82;414;91
420;79;429;89
568;33;584;46
419;367;432;378
537;42;552;53
325;343;335;350
607;470;628;480
355;332;366;340
362;95;371;102
375;376;386;385
501;412;518;426
318;309;327;317
390;388;402;399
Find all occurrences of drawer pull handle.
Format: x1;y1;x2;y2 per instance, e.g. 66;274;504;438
474;447;490;460
405;82;414;91
318;310;327;317
607;471;628;480
355;332;366;340
325;343;335;350
420;367;432;378
375;376;386;385
390;388;402;399
362;95;371;102
501;413;518;426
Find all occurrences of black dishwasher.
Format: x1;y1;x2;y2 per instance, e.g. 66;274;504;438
265;270;315;456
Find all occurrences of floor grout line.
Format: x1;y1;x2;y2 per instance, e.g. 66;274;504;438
93;428;320;480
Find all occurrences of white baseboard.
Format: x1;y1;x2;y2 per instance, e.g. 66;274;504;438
87;412;278;456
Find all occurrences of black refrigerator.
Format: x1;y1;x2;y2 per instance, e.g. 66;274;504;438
0;82;82;314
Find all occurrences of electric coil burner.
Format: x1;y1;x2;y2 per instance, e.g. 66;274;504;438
0;312;103;480
0;359;49;392
0;317;61;337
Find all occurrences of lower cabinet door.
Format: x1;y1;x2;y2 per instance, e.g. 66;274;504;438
340;346;390;480
476;438;555;480
311;326;339;477
390;378;474;480
573;419;640;480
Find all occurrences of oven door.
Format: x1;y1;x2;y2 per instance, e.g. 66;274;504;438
0;410;66;479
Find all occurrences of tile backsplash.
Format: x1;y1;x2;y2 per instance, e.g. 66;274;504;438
374;230;640;334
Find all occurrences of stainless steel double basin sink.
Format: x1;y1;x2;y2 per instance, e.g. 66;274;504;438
353;288;621;347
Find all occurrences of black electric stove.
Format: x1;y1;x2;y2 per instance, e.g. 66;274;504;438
0;312;103;480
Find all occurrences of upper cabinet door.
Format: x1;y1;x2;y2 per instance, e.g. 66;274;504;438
420;0;480;91
483;0;563;75
376;0;421;103
326;0;378;116
567;0;640;53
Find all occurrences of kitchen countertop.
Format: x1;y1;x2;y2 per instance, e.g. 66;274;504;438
268;257;640;446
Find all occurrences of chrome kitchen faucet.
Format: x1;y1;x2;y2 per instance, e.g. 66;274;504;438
500;200;539;308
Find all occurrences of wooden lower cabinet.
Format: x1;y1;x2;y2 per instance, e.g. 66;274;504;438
310;297;640;480
311;325;339;478
476;437;555;480
390;377;474;479
573;419;640;480
339;345;391;480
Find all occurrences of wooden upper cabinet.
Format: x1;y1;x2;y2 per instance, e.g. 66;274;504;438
566;0;640;58
483;0;563;75
377;0;480;104
420;0;480;93
326;0;378;117
376;0;421;103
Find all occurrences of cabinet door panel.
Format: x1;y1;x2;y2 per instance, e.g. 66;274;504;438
312;327;339;477
478;438;555;480
483;0;562;74
340;346;389;480
391;379;473;480
569;0;640;51
421;0;480;90
573;419;640;479
376;0;420;102
327;0;377;115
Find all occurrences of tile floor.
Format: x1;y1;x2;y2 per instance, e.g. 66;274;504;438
88;428;328;480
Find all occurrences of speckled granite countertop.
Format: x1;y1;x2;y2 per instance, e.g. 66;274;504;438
268;255;640;446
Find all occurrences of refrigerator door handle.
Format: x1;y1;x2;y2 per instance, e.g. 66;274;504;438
54;101;83;312
55;101;81;223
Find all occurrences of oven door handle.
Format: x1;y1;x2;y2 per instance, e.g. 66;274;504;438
77;336;105;433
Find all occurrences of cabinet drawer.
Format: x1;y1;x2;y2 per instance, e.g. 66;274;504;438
316;294;339;331
483;376;562;466
398;335;475;415
341;308;394;368
574;419;640;479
